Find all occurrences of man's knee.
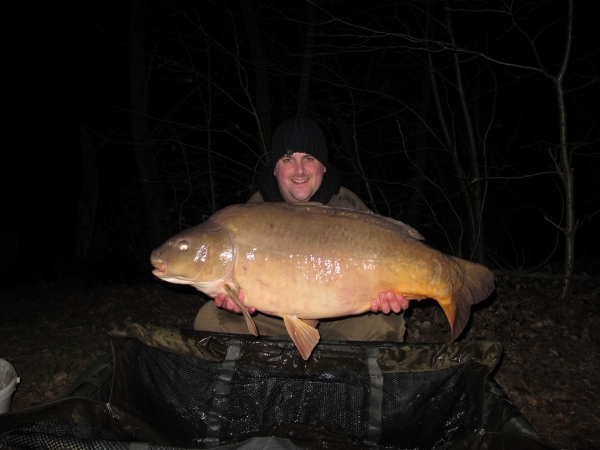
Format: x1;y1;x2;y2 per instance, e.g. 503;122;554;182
195;304;405;342
194;302;289;336
318;312;405;342
194;302;249;334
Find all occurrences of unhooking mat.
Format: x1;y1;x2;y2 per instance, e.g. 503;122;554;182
0;322;556;449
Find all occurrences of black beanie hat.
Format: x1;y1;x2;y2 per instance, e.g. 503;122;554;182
272;115;329;164
258;116;341;203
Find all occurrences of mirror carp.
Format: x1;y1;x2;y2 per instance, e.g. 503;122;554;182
151;202;495;360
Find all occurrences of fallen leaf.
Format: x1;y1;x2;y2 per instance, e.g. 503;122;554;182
53;372;68;383
526;394;538;406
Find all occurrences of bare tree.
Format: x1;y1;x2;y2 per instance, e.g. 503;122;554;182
312;0;597;298
438;0;588;298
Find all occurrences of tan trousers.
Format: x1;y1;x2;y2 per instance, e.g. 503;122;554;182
193;302;406;342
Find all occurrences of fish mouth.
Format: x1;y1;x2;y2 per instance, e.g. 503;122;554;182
151;260;166;276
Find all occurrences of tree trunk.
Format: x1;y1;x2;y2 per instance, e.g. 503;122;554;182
406;11;434;228
73;126;99;271
405;85;431;228
239;0;272;158
445;4;485;263
129;0;165;248
557;0;575;299
203;35;216;214
327;88;379;214
297;0;317;115
427;50;469;258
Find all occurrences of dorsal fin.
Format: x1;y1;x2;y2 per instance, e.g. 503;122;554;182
380;216;425;241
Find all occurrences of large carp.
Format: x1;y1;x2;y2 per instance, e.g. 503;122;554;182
151;202;495;360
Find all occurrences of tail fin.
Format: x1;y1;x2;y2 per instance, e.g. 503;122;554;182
449;259;495;340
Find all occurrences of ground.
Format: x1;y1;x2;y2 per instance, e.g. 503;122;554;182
1;267;598;449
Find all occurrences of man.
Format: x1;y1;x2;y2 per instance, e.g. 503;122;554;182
194;116;408;341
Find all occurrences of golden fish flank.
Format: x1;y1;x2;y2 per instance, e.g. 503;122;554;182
151;202;495;360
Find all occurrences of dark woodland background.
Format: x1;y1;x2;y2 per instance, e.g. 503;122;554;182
4;0;598;292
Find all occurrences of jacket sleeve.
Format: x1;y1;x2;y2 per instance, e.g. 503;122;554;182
248;187;372;213
326;187;373;213
247;191;264;203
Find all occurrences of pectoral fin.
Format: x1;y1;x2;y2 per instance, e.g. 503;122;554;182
283;315;320;360
224;283;258;337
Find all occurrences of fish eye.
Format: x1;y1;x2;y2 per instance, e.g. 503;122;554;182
178;240;189;251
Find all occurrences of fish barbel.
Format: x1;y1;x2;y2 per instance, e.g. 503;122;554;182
151;202;495;360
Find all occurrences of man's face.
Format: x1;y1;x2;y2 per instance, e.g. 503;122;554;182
273;152;327;202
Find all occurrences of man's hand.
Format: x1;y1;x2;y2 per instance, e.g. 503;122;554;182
214;291;257;314
371;292;409;314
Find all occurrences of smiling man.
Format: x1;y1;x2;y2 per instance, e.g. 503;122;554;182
194;116;409;342
274;152;325;203
247;115;372;211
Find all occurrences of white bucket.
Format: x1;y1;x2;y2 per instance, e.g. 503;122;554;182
0;359;20;414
